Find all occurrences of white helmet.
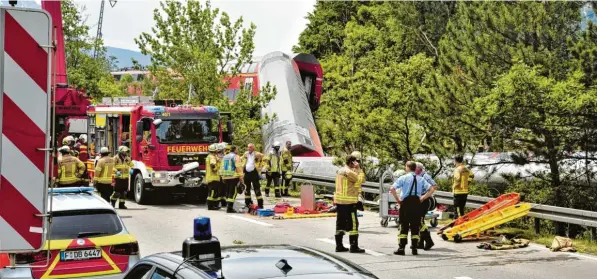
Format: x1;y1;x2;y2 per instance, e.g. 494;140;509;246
100;147;110;154
351;151;362;160
273;141;281;147
216;143;225;151
78;134;87;143
58;145;70;153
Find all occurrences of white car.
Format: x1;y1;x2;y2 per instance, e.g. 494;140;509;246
0;187;140;279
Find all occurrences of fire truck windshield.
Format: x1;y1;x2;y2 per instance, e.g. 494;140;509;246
156;119;218;144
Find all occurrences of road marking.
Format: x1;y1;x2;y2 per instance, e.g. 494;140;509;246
229;215;273;227
316;238;385;257
454;277;473;279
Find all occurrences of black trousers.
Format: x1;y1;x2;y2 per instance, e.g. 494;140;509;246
281;171;291;192
218;179;227;206
420;198;430;232
243;170;262;205
398;196;421;248
95;183;113;203
207;181;220;207
224;178;240;206
111;178;128;205
266;172;281;195
335;204;359;236
454;194;468;218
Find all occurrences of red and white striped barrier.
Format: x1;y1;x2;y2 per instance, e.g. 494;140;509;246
0;7;52;252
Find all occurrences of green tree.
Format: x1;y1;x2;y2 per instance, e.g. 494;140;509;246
135;0;276;149
62;0;116;99
135;0;257;105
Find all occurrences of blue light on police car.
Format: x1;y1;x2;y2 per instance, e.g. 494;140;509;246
194;217;212;241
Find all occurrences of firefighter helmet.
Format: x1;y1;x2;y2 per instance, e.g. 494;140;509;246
118;146;129;153
351;151;362;160
62;135;75;145
208;144;217;152
58;145;70;153
100;147;110;154
273;141;281;147
78;134;87;143
216;143;225;151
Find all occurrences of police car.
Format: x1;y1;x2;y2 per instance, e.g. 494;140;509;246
0;187;140;279
122;218;378;279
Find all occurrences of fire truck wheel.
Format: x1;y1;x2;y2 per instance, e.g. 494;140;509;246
134;173;152;205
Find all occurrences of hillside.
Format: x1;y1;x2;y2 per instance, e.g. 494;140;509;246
105;46;151;70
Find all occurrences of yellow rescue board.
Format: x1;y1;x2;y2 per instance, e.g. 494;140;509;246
442;203;531;242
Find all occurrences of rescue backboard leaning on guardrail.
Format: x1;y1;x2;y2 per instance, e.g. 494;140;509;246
0;6;52;252
292;173;597;229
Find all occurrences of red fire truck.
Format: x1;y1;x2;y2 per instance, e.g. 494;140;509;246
86;97;233;204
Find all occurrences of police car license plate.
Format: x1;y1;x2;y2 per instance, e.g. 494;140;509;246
61;249;102;261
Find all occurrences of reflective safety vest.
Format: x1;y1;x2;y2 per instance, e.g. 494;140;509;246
94;156;115;184
264;151;281;173
452;164;474;194
333;166;364;204
114;155;134;179
57;155;85;185
205;153;220;183
281;149;293;172
78;144;89;161
220;153;242;179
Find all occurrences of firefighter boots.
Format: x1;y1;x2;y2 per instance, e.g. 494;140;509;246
110;200;116;208
257;199;264;209
394;238;407;255
423;231;434;250
349;235;365;253
118;202;127;210
417;234;425;249
411;239;419;255
335;235;348;252
227;202;238;213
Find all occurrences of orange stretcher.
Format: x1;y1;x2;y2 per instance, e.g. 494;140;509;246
438;193;520;234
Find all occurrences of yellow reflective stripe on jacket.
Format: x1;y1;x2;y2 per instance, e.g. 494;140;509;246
206;154;219;182
334;167;360;204
452;164;473;194
114;156;133;179
94;157;115;184
265;153;281;172
281;150;292;171
57;156;84;184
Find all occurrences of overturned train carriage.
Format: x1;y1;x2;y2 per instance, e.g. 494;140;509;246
223;52;324;157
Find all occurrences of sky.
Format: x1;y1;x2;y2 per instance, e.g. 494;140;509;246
31;0;317;56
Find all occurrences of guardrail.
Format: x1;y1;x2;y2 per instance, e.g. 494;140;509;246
292;173;597;234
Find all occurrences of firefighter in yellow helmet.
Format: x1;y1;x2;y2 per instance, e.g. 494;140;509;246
55;146;85;188
280;141;293;197
206;144;221;210
264;141;283;197
333;155;366;253
94;147;115;203
112;146;134;209
216;143;227;207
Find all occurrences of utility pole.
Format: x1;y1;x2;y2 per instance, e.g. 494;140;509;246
93;0;117;60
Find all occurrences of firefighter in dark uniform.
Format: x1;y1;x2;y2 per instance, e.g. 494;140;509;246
280;141;293;197
76;135;91;185
264;141;282;198
112;146;133;209
94;147;115;203
55;146;85;187
206;144;221;210
333;155;366;253
390;161;433;256
415;162;438;250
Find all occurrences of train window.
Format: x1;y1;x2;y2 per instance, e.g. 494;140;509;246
248;63;257;73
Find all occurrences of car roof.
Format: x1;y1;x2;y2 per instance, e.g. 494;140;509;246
137;245;377;279
49;191;113;212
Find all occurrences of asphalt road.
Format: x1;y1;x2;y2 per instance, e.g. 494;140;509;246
119;196;597;279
